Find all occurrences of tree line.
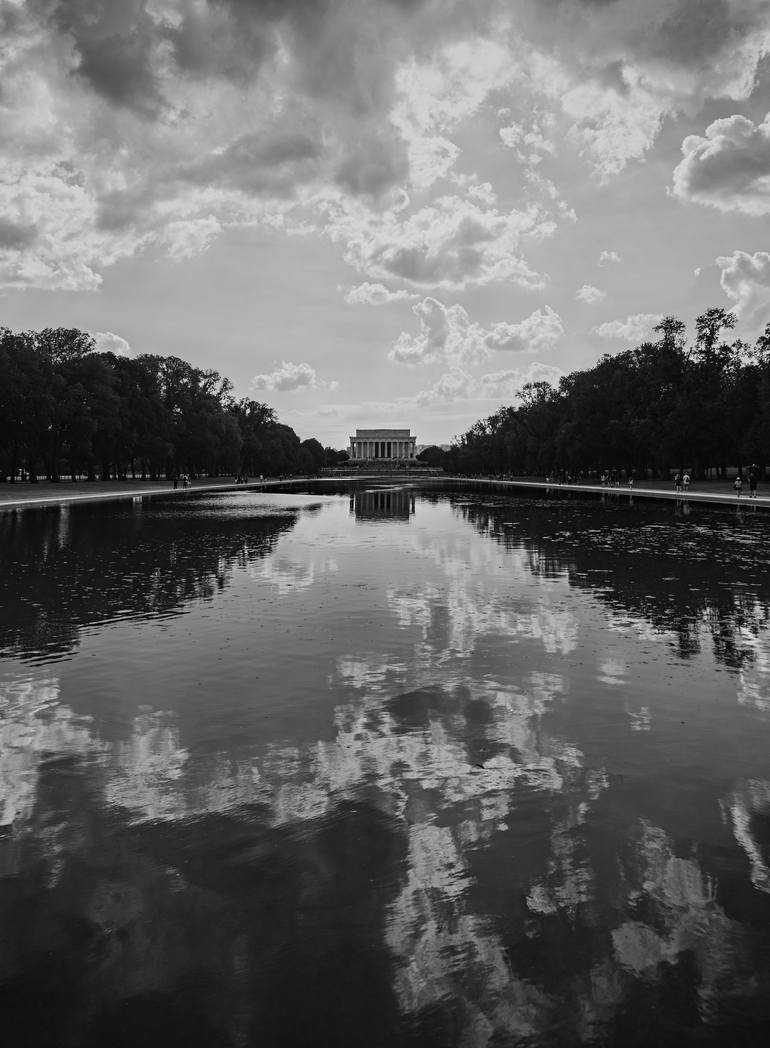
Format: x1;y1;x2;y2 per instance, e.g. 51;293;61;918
0;326;347;482
446;308;770;479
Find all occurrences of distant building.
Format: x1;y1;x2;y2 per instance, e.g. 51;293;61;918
349;428;416;461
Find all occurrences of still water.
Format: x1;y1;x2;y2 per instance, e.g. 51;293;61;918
1;483;769;1047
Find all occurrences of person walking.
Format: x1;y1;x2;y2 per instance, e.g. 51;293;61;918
674;472;682;493
749;465;759;499
682;472;690;493
734;474;743;498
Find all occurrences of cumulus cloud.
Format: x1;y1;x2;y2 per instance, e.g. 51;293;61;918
716;250;770;321
160;217;223;261
673;113;770;214
499;114;557;165
0;0;431;289
481;306;564;354
477;362;565;398
251;361;338;394
343;282;417;305
389;299;563;367
413;368;476;406
598;250;622;267
92;331;131;357
593;313;663;342
563;79;665;178
575;284;605;304
334;194;552;292
2;0;770;292
411;360;565;406
392;38;517;190
518;0;770;176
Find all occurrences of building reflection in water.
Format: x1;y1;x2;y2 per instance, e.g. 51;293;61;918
350;486;415;522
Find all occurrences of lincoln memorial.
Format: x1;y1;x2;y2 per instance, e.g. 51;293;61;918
349;428;417;461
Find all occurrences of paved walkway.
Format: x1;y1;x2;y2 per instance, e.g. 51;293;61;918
0;478;265;510
439;476;770;507
1;474;767;511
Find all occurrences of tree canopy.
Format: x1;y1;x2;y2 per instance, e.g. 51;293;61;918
0;326;338;482
448;310;770;479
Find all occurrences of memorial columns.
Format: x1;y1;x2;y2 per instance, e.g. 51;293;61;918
349;431;417;462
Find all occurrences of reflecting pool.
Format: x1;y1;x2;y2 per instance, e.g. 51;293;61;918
2;483;770;1047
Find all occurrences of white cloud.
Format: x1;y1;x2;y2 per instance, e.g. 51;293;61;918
392;37;517;190
343;282;417;306
499;115;557;165
477;362;565;399
389;299;479;367
328;193;552;292
2;0;770;295
251;361;338;393
466;182;497;207
563;78;665;178
92;331;132;357
575;284;605;304
389;299;563;367
413;368;476;406
598;250;622;267
518;0;770;177
411;360;565;407
673;113;770;215
716;250;770;321
593;313;663;342
161;217;223;261
481;306;564;354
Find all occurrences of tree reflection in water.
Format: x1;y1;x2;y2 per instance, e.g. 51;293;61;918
0;496;299;661
1;488;770;1046
455;497;770;671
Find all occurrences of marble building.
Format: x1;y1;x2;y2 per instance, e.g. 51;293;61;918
349;429;416;462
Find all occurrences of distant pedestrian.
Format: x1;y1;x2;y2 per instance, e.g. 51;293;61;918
674;472;682;493
682;472;690;492
749;465;759;498
734;475;743;498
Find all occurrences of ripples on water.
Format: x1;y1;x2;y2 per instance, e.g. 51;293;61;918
1;484;770;1047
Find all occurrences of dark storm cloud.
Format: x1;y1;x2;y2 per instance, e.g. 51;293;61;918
96;185;154;232
165;0;282;82
0;0;28;34
166;0;341;82
334;133;410;199
0;219;38;250
650;0;768;66
521;0;770;77
33;0;163;114
180;128;324;197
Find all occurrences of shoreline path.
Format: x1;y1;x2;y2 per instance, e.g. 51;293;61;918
0;476;767;511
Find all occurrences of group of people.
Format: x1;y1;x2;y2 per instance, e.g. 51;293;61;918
171;474;191;489
674;466;761;498
734;465;760;498
599;469;628;487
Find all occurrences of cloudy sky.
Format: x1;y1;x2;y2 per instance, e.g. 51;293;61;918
2;0;770;446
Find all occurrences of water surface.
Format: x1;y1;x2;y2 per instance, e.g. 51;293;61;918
2;484;770;1046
